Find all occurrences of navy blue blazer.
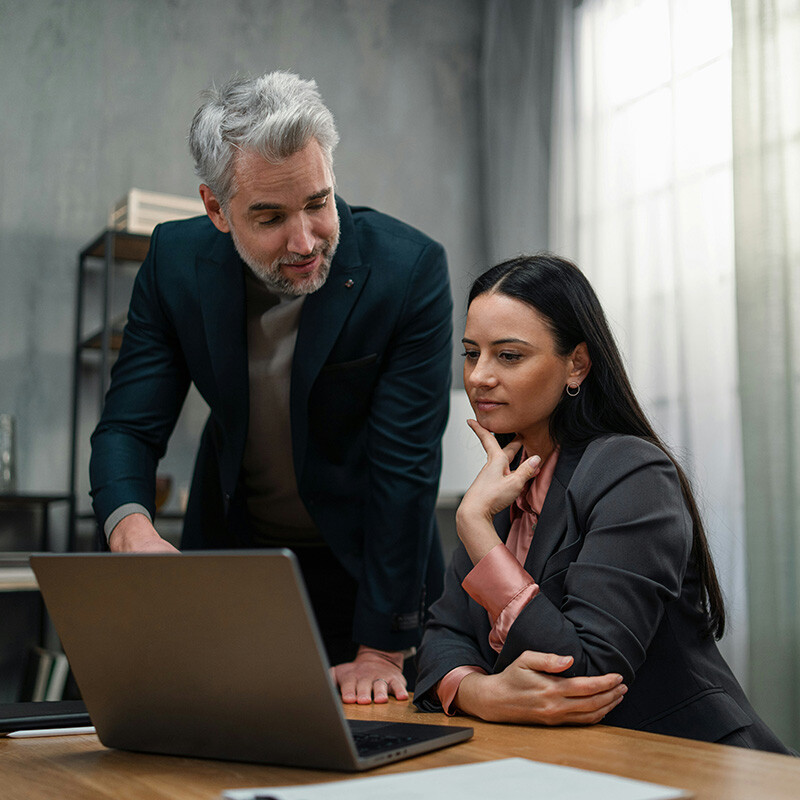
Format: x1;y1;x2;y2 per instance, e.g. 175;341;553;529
90;197;453;651
415;435;789;753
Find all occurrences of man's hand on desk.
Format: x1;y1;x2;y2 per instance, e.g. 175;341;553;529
108;513;180;553
330;645;408;705
455;650;627;726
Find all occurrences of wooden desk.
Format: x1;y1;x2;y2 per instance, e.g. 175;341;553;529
2;700;798;800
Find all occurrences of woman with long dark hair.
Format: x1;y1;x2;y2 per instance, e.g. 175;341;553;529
415;254;789;752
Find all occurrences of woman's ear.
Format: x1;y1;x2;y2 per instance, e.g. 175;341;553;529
568;342;592;385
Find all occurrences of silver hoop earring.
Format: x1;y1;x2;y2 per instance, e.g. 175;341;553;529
566;383;580;397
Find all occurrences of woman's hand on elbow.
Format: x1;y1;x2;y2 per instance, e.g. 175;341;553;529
454;650;627;726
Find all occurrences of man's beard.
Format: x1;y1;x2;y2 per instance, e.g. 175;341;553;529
230;223;339;296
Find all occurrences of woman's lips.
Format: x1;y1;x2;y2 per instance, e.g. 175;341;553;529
475;400;504;412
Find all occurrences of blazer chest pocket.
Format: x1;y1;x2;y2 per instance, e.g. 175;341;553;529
309;354;381;460
320;353;379;373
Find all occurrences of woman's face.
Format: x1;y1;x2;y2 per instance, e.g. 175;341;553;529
462;292;583;446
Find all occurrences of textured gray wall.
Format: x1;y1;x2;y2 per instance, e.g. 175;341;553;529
0;0;486;520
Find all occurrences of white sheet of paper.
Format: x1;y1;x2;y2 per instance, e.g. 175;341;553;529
221;757;689;800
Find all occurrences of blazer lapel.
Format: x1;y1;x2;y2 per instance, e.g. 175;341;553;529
290;197;370;481
523;444;585;582
195;232;249;484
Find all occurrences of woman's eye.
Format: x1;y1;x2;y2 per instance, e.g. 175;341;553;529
461;350;479;360
499;352;522;362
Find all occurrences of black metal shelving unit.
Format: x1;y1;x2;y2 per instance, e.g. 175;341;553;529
68;230;151;551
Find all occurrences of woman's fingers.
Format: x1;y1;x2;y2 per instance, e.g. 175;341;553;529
559;685;628;724
466;418;501;454
561;673;626;698
501;435;524;460
515;454;541;482
467;421;528;468
466;422;542;482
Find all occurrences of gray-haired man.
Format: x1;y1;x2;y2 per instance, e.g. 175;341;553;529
90;71;453;703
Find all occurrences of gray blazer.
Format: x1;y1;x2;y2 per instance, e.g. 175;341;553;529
415;435;789;753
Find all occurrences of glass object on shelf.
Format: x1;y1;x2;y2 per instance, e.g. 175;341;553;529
155;475;172;512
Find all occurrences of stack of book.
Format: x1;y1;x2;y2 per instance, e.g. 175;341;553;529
20;647;70;702
109;188;205;235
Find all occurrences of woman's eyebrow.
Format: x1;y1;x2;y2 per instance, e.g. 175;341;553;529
461;337;530;346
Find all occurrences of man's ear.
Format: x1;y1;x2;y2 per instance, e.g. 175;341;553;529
199;184;230;233
568;342;592;385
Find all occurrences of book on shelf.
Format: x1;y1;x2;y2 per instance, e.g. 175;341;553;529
20;647;70;702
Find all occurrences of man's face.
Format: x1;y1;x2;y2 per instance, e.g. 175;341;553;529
201;139;340;295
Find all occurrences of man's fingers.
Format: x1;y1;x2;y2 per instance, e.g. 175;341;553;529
331;663;361;704
332;650;407;705
355;676;375;705
371;679;389;704
387;675;408;701
338;678;358;704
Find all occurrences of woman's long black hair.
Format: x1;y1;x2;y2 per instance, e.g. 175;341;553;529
469;253;725;639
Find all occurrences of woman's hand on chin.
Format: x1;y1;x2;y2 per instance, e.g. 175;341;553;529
455;419;542;564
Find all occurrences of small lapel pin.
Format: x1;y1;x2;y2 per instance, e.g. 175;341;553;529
344;279;354;289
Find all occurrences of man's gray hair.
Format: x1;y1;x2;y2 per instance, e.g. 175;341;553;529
189;71;339;208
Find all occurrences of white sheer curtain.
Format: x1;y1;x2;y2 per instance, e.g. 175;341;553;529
549;0;749;679
480;0;560;263
732;0;800;749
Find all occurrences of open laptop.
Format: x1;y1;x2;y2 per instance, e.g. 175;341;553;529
30;550;472;770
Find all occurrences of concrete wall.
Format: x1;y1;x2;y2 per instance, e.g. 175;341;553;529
0;0;486;517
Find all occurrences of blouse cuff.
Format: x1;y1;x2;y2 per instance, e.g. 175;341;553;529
436;665;487;715
462;542;537;621
487;582;539;652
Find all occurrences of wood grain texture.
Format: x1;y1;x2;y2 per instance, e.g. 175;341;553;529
3;700;799;800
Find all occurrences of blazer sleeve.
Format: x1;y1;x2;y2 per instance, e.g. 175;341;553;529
496;436;693;684
89;224;192;529
353;239;453;651
414;543;496;711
